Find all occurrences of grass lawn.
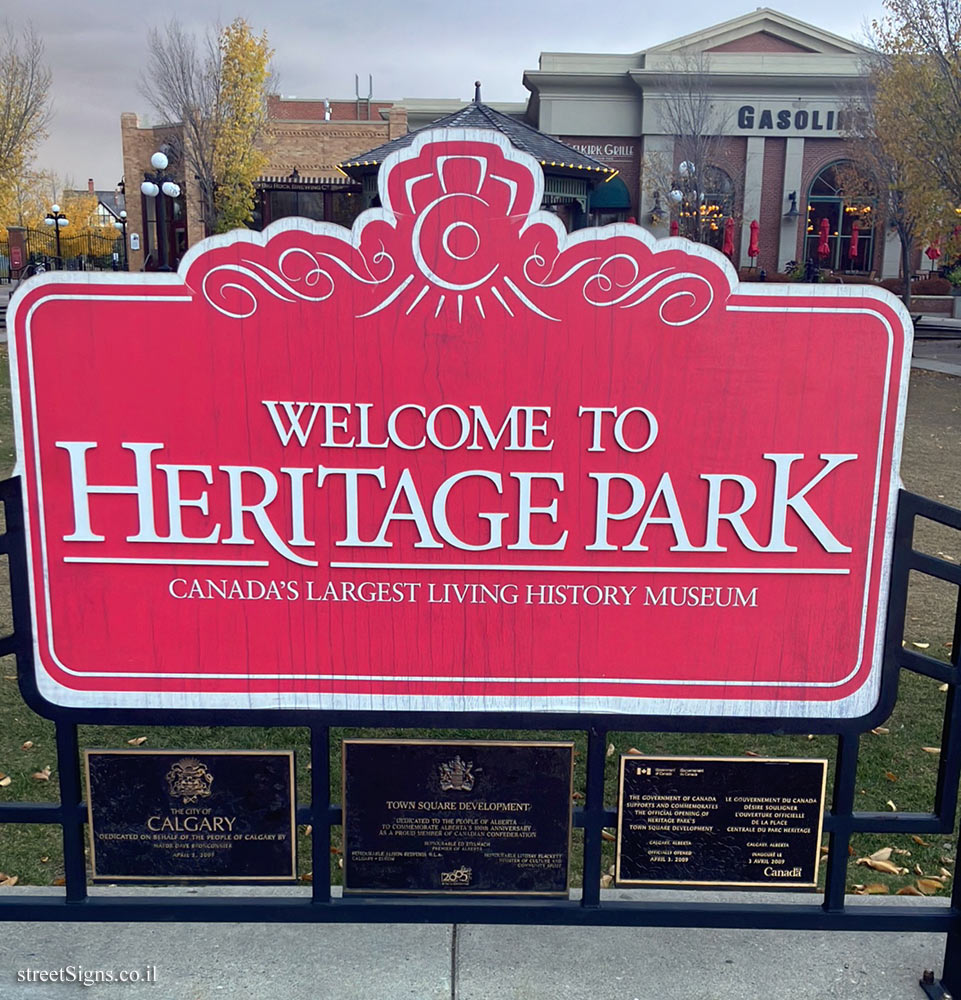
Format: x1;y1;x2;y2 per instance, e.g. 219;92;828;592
0;347;958;896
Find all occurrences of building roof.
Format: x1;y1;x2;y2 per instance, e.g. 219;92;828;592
340;97;614;176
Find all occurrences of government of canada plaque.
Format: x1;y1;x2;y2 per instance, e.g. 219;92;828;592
342;740;573;894
85;750;297;882
616;755;827;888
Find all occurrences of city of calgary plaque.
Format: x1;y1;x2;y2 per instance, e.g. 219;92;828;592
342;740;574;895
615;755;827;888
84;750;296;882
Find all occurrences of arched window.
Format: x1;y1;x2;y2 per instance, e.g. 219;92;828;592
696;166;735;249
804;162;876;272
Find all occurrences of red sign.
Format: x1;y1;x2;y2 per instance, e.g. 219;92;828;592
9;130;911;717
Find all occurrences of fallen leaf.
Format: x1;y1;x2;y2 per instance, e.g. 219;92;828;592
912;642;931;649
609;864;615;876
922;747;941;755
303;824;312;836
885;771;898;782
897;885;924;896
300;871;313;883
600;874;613;888
744;750;761;757
2;675;15;681
39;856;48;864
0;773;11;788
337;857;343;868
126;737;147;747
869;847;893;862
848;845;855;856
914;863;924;876
886;800;897;812
871;727;890;735
572;791;585;800
918;878;944;894
806;734;815;740
913;835;931;847
601;829;616;842
606;743;615;758
820;846;829;856
940;868;953;880
0;875;18;887
306;762;312;771
51;877;65;886
858;858;906;875
893;848;911;856
940;684;950;692
20;741;33;750
329;846;342;855
627;747;643;755
31;767;51;782
942;856;956;866
854;883;889;895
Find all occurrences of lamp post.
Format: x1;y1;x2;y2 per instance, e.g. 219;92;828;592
113;210;128;270
140;151;181;272
43;204;69;269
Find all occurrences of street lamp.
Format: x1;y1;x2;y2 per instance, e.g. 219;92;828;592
113;210;128;270
140;150;181;272
43;204;69;269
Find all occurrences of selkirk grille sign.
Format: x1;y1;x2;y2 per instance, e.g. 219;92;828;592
9;129;911;719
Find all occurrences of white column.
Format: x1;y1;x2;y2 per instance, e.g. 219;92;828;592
740;137;765;268
778;137;805;271
639;135;674;240
881;224;901;279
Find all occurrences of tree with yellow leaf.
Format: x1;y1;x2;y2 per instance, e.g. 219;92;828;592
872;0;961;255
211;20;272;233
0;24;52;215
143;18;272;236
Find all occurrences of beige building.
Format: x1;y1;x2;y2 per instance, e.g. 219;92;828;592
523;8;896;276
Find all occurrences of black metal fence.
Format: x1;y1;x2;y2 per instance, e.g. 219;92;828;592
0;479;958;994
20;228;122;272
0;240;9;282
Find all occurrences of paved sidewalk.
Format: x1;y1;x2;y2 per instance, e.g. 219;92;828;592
0;888;950;1000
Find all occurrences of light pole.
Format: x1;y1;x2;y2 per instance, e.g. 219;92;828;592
43;204;69;269
113;210;128;270
140;151;181;272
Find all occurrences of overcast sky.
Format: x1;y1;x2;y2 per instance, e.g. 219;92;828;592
16;0;879;194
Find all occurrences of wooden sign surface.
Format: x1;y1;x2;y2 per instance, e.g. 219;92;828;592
9;128;911;717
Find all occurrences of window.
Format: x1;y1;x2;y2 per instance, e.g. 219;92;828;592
804;162;876;272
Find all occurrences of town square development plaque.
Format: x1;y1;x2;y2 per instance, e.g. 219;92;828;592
615;755;827;887
342;740;574;894
85;750;296;882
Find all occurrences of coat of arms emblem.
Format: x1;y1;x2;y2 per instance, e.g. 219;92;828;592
165;757;214;803
438;755;474;792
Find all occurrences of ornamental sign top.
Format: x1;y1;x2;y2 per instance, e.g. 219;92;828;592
9;128;911;720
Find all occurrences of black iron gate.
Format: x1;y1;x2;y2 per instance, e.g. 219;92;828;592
21;228;122;271
0;477;959;995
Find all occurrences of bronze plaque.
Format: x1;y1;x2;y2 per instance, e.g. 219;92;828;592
616;755;827;888
342;739;574;895
85;750;297;882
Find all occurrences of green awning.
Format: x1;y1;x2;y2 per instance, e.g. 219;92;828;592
588;176;631;210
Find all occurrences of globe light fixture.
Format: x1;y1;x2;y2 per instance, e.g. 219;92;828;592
44;204;69;267
141;149;181;272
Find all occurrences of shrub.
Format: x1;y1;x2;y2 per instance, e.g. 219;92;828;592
880;278;905;295
912;277;951;295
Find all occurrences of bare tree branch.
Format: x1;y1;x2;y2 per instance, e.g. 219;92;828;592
0;24;52;182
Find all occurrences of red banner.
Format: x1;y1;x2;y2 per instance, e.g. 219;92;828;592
9;130;911;717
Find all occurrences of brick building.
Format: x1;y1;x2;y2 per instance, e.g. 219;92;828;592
119;97;408;270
